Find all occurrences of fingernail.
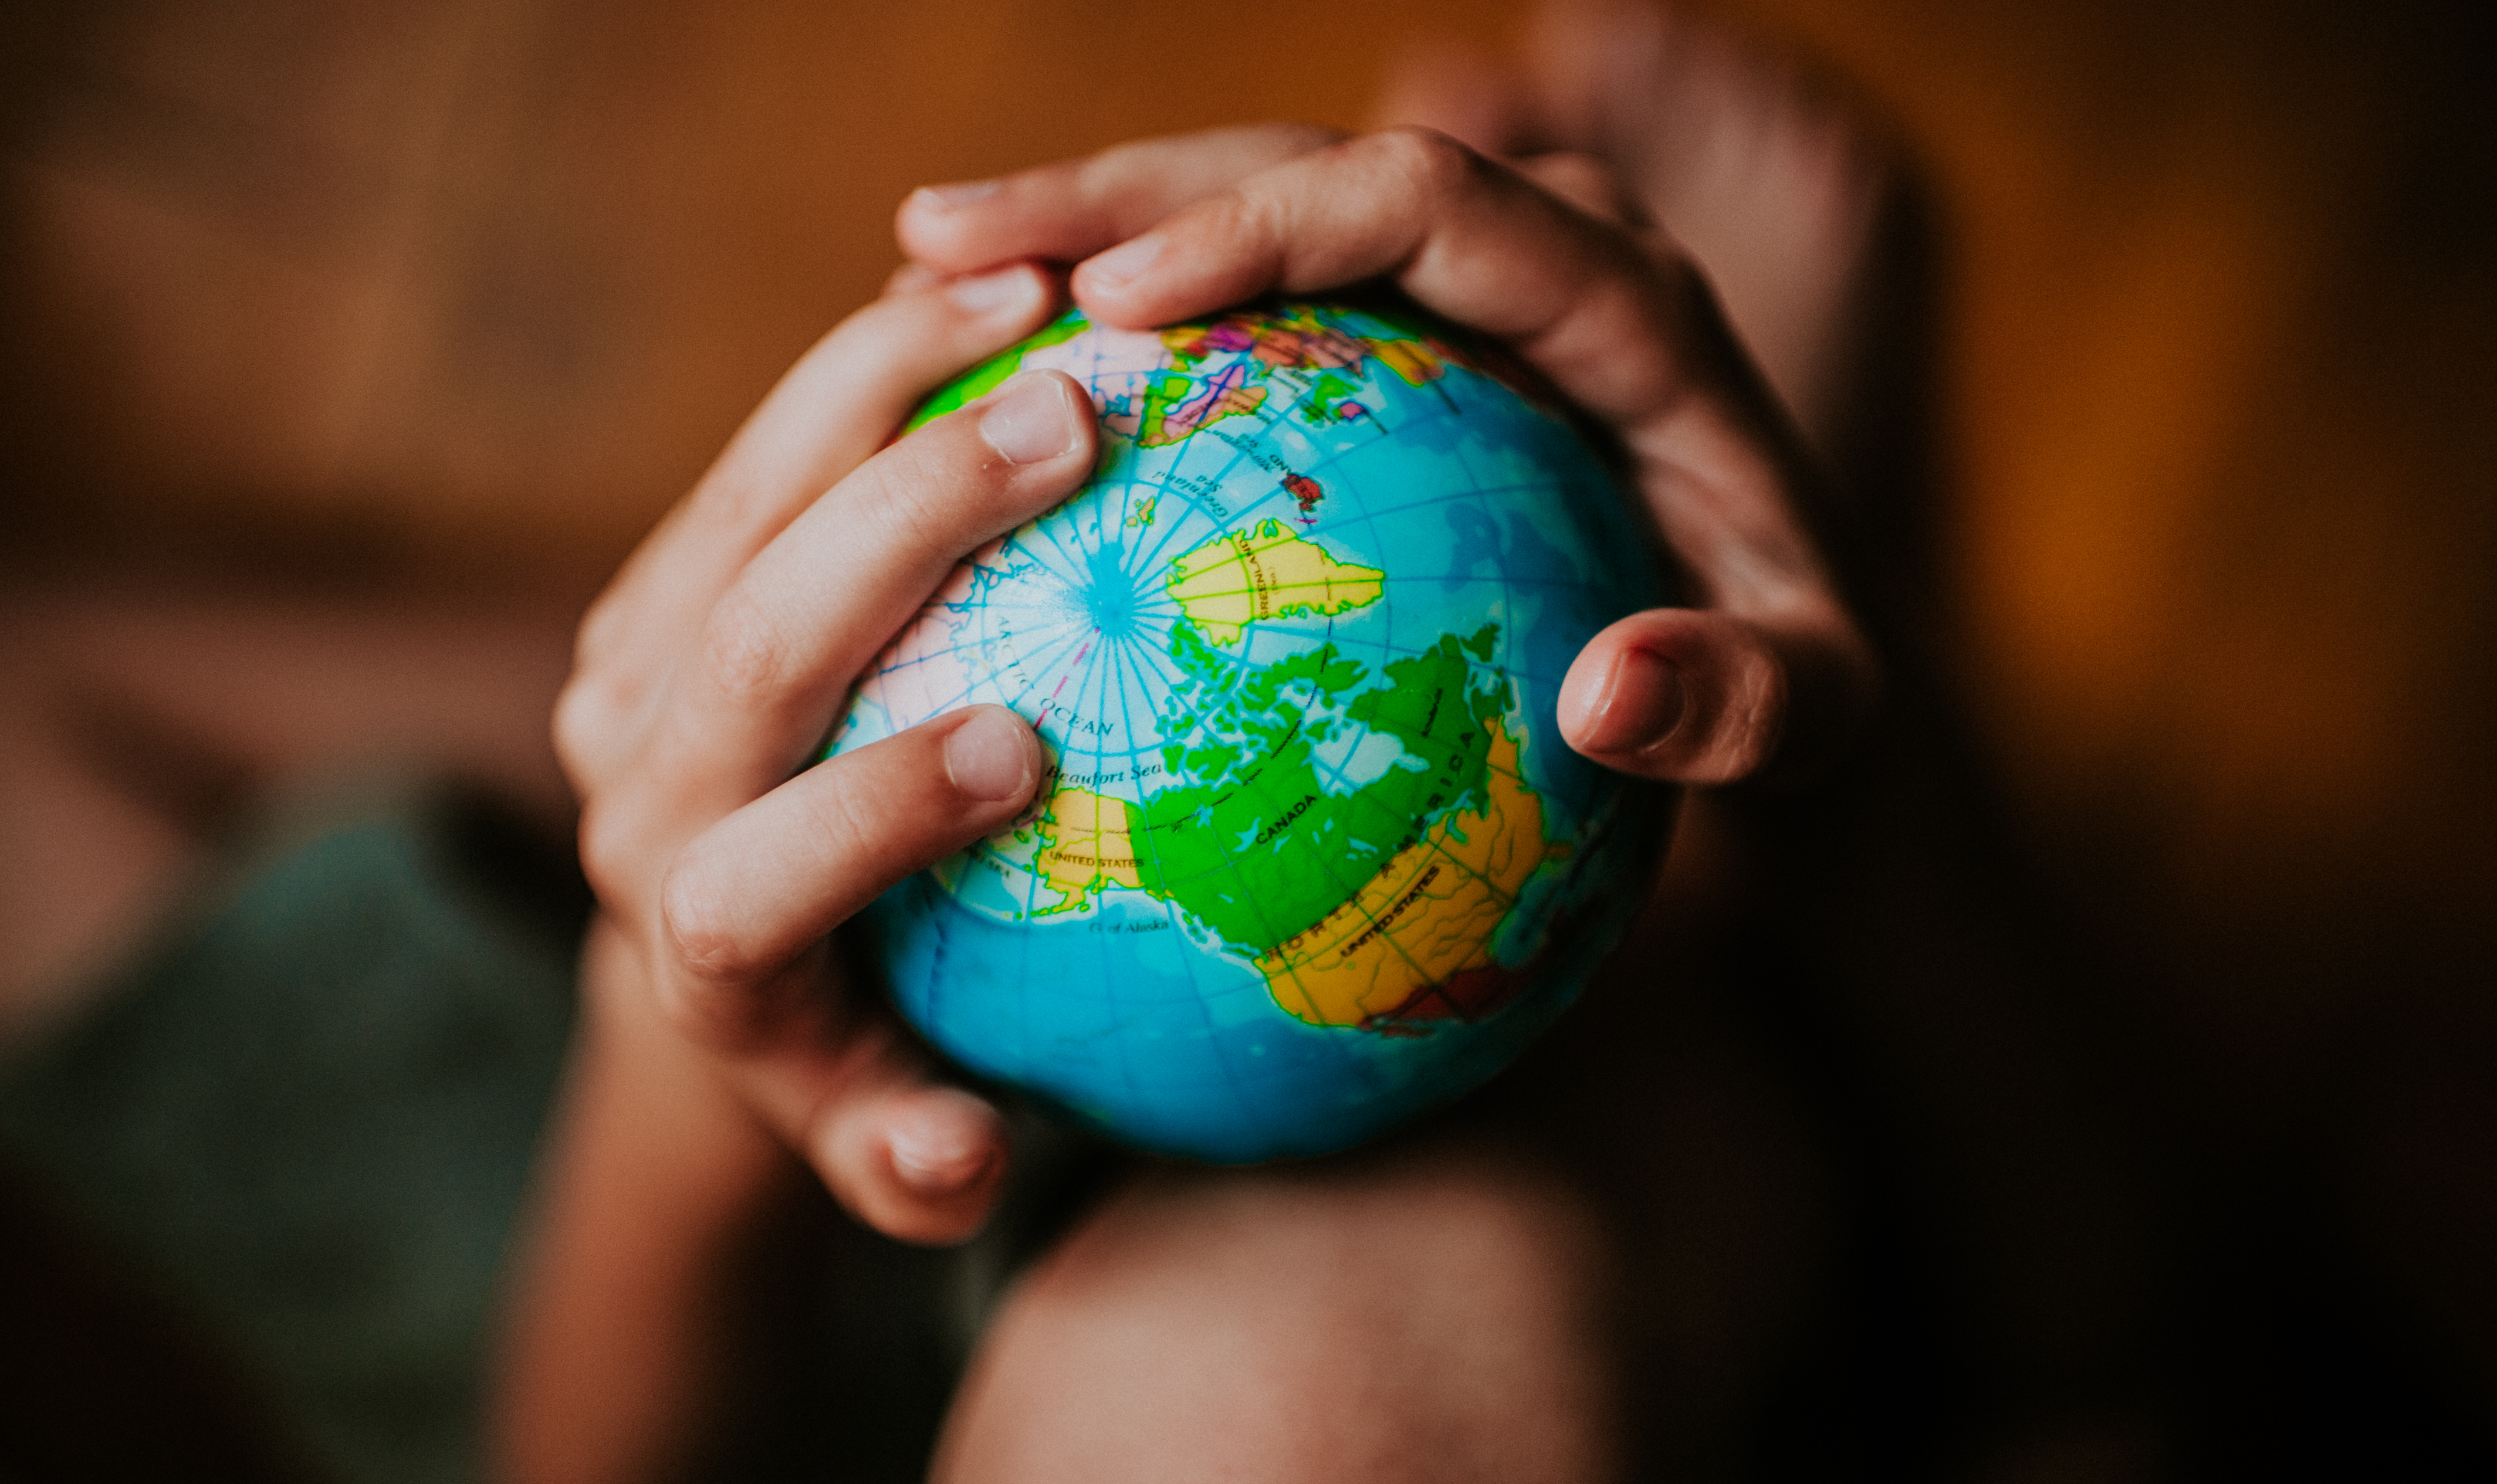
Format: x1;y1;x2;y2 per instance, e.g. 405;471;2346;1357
913;178;1000;210
978;372;1081;463
945;705;1038;802
948;265;1038;313
887;1090;999;1194
1585;648;1684;754
1080;233;1164;290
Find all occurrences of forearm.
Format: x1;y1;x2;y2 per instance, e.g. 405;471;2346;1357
488;920;813;1484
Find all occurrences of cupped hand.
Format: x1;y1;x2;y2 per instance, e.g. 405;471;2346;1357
898;124;1874;785
552;263;1097;1244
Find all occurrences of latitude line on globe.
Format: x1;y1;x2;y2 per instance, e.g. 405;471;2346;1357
1262;717;1541;1023
1129;399;1306;574
1116;466;1231;582
1343;473;1591;533
1209;714;1403;961
1134;695;1366;944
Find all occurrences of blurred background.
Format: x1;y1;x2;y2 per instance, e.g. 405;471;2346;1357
1;0;2490;1480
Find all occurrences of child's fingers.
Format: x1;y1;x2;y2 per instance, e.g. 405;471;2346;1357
716;982;1013;1245
657;706;1043;1020
579;915;1013;1248
896;124;1340;275
809;1068;1011;1245
905;128;1872;780
627;370;1092;825
557;267;1061;790
1053;127;1873;785
1067;128;1708;426
908;128;1873;781
653;708;1043;1244
1618;392;1877;784
571;372;1090;975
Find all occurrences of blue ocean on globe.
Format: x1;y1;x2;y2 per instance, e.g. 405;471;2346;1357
825;299;1673;1163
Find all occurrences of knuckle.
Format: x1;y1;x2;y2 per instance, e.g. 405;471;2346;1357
1365;124;1485;199
571;587;630;669
663;940;825;1053
1226;120;1346;169
655;968;760;1050
802;771;887;869
824;287;922;357
1270;120;1346;154
882;260;941;299
660;853;763;987
549;680;596;778
1088;133;1166;185
1195;184;1278;260
1712;704;1782;783
697;584;797;704
870;435;993;547
1692;632;1789;784
551;672;627;783
573;797;645;910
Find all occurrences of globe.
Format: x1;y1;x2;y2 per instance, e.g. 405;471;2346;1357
826;298;1673;1163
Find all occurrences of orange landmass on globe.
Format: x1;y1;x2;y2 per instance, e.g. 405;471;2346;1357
1031;786;1142;914
1359;336;1446;387
1253;718;1564;1029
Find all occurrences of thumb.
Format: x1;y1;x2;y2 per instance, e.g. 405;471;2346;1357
1559;606;1867;785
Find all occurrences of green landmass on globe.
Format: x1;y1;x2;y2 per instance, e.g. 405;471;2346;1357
825;297;1672;1163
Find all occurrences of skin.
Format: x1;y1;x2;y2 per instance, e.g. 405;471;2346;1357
490;123;1873;1483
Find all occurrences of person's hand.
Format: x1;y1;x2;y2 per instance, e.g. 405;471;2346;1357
898;124;1873;786
550;264;1098;1244
545;122;1871;1253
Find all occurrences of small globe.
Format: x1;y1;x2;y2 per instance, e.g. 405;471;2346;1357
827;298;1673;1163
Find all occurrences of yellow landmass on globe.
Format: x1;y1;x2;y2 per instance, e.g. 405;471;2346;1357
1165;520;1384;644
1254;719;1561;1028
1361;337;1446;387
1031;786;1142;915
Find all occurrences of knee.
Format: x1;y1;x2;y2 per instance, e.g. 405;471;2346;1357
933;1150;1620;1484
